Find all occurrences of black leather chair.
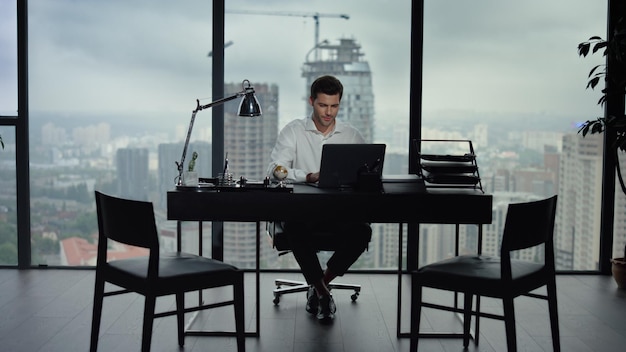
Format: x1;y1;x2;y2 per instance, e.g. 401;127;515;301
266;221;363;305
90;191;245;352
410;195;560;352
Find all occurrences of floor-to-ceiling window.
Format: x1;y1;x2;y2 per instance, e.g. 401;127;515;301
0;0;18;266
1;1;614;271
421;0;608;270
223;0;412;270
26;1;216;266
21;0;414;270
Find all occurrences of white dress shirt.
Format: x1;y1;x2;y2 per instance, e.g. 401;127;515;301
267;115;366;183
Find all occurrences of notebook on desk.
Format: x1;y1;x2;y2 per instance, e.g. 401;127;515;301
308;143;386;189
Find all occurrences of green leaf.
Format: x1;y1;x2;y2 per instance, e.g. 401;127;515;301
587;76;600;89
592;41;607;54
578;42;590;56
188;151;198;172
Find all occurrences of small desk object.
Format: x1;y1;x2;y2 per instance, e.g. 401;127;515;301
167;176;493;337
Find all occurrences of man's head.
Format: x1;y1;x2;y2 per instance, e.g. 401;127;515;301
310;75;343;101
309;75;343;134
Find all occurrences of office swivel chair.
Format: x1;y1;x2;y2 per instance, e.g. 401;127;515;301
266;221;364;305
409;195;560;352
90;191;245;352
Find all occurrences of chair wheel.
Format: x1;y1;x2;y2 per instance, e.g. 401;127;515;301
273;295;280;305
351;292;359;301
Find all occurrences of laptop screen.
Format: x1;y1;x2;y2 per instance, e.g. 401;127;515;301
314;143;386;189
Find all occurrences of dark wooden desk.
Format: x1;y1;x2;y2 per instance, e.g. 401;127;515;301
168;182;492;224
167;181;493;337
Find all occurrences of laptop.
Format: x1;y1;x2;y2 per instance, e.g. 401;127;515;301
309;143;386;189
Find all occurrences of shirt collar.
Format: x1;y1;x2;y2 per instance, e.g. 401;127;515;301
306;115;343;135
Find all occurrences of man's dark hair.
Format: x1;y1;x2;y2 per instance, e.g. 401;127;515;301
310;75;343;101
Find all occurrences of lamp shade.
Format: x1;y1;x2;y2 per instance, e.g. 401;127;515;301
238;92;262;117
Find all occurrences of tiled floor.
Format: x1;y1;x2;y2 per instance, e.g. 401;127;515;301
0;269;625;351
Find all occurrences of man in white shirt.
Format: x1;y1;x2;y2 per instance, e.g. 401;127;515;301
267;75;372;322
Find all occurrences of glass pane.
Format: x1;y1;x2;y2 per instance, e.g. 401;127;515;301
0;0;18;266
0;126;17;265
0;0;17;115
28;1;213;266
615;154;626;261
25;0;612;273
422;1;607;270
225;0;412;269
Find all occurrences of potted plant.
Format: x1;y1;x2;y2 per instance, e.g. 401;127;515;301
577;15;626;289
184;151;199;186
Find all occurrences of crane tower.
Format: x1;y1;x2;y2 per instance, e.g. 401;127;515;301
225;10;349;60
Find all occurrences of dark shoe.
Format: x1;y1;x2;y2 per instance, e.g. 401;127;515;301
316;294;336;321
306;285;318;314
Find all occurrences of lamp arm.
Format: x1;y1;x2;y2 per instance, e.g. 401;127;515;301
175;109;198;185
193;78;256;112
175;90;247;185
194;92;242;113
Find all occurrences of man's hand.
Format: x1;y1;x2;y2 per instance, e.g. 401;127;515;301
306;172;320;183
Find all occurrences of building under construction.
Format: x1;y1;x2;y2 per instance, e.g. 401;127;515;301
302;38;375;143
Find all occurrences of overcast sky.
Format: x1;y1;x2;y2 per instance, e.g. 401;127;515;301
0;0;608;137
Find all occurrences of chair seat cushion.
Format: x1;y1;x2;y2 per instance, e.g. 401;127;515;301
413;255;548;296
106;252;240;294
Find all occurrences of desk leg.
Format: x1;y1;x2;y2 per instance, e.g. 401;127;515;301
176;221;182;252
255;221;261;336
198;221;203;307
396;223;403;338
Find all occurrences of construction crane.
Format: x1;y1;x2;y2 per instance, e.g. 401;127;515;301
208;40;233;57
226;10;349;60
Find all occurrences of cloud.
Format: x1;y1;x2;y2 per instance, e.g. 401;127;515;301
3;0;609;134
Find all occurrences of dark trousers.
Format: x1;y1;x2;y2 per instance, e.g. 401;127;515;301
283;221;372;285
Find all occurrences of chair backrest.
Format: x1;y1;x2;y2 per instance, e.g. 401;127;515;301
500;195;558;274
501;195;557;252
95;191;159;260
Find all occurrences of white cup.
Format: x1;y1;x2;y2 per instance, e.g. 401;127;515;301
183;171;198;186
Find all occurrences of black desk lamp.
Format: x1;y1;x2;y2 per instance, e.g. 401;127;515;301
175;79;262;185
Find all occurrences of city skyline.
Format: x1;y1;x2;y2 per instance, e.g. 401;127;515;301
15;106;621;270
1;1;618;271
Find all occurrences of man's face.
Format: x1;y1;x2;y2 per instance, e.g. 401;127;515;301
310;93;340;132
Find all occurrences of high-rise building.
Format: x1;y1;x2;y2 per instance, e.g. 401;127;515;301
555;133;603;270
222;82;281;269
116;147;149;201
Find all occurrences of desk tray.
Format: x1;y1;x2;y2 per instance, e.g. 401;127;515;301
176;183;293;192
420;161;477;174
420;153;475;162
423;173;480;185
